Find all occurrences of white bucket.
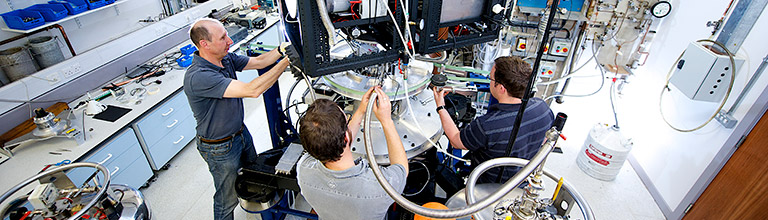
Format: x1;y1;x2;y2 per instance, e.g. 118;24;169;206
576;123;633;181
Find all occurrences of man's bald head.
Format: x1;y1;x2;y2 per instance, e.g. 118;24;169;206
189;18;223;47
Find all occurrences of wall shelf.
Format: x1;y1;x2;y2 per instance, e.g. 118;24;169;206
0;0;128;33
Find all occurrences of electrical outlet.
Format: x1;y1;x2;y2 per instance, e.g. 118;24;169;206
46;72;61;84
71;63;81;73
61;63;81;79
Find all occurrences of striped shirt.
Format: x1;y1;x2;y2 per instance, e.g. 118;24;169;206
460;98;554;183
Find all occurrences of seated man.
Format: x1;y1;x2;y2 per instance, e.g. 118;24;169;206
297;87;409;219
433;56;554;184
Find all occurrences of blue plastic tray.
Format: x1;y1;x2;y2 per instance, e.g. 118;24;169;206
84;0;106;10
47;0;88;15
105;0;116;4
180;44;197;56
1;10;45;30
26;4;68;22
177;55;193;67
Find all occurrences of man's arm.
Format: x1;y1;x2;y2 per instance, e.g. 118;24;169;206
372;88;408;172
432;88;467;150
243;48;283;70
223;59;289;98
348;87;376;139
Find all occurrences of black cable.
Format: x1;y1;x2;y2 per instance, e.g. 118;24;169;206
496;0;560;184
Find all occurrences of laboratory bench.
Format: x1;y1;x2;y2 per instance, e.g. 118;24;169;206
0;14;281;200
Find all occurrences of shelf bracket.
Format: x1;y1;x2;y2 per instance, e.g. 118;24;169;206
74;18;83;28
5;0;14;10
114;5;120;16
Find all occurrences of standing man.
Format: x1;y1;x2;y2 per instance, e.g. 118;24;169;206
297;87;409;219
433;56;554;184
184;18;290;220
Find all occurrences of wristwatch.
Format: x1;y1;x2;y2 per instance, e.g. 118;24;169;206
436;105;446;113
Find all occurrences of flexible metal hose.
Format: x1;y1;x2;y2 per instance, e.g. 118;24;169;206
315;0;337;46
465;158;595;220
0;162;111;220
364;95;545;218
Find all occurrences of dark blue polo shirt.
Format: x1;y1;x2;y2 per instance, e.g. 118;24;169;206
459;98;554;183
183;52;250;139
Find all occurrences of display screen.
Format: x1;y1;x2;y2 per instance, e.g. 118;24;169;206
440;0;485;23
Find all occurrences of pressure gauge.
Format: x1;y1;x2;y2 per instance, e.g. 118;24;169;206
650;1;671;18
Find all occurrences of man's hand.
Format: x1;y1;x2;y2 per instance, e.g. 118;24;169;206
372;87;392;122
283;43;304;77
357;86;377;114
432;87;449;107
278;42;291;57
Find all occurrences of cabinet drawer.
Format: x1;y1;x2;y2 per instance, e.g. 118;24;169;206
147;116;196;169
111;156;153;189
105;141;145;179
67;129;138;186
136;92;193;146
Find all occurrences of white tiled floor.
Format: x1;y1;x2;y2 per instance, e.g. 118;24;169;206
141;71;667;219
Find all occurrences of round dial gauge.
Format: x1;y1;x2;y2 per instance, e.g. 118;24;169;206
651;1;672;18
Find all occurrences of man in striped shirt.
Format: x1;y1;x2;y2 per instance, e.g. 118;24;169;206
433;56;554;183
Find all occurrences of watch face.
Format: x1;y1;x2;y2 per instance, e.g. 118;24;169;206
651;1;671;18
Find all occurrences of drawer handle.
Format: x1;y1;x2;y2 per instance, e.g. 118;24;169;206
173;135;185;144
111;166;120;177
99;154;113;164
167;119;179;128
161;108;174;116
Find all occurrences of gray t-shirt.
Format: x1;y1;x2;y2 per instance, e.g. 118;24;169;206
183;52;250;139
297;154;407;220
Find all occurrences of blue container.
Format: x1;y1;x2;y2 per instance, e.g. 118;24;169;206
105;0;116;4
1;10;45;30
180;44;197;56
26;4;68;22
47;0;88;15
84;0;106;10
177;55;193;67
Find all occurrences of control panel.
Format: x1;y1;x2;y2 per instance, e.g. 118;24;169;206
516;38;527;51
550;38;570;57
539;60;557;78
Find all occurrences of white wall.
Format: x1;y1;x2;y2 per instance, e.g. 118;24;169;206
621;0;768;218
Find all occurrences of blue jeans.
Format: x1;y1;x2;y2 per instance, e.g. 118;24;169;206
196;126;257;220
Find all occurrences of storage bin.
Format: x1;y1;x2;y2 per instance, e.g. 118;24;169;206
26;4;68;22
176;55;193;67
180;44;197;56
105;0;117;4
0;10;44;30
47;0;89;15
84;0;107;10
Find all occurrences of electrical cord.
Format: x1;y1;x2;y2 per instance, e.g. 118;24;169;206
378;0;414;59
659;39;736;132
537;42;598;86
400;67;470;163
544;40;606;100
609;79;619;129
403;160;430;196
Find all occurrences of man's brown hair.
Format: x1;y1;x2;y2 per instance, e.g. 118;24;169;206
189;18;220;47
493;56;532;98
299;99;348;163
